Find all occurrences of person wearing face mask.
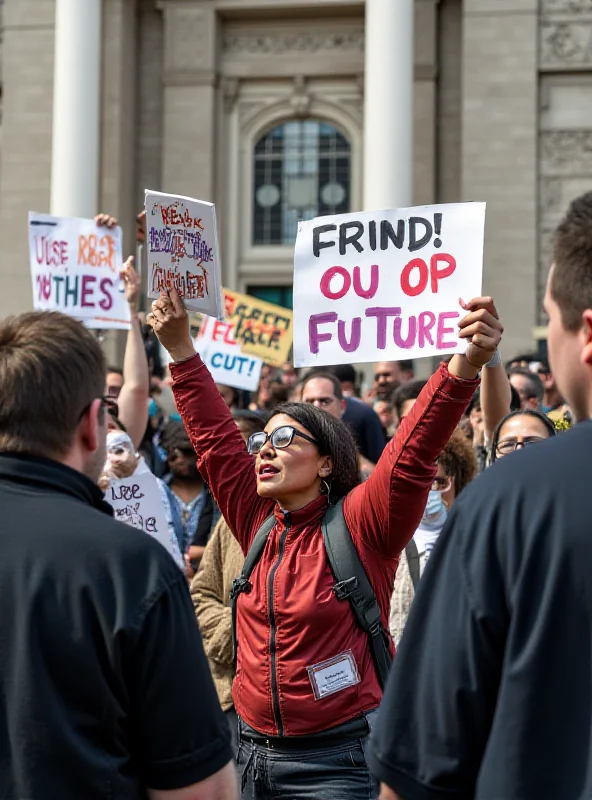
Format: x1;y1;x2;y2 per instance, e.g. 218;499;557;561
147;288;502;800
389;429;478;645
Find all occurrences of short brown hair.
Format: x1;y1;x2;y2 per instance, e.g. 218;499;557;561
552;190;592;331
439;427;478;495
0;312;106;458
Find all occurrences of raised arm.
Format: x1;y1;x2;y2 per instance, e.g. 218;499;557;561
344;297;502;557
147;289;273;550
118;257;150;448
480;355;512;442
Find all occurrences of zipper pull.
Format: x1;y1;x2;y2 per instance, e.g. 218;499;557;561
282;509;291;526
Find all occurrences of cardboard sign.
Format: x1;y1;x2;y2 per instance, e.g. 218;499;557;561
201;337;263;392
223;289;293;367
145;190;224;319
293;202;486;367
108;471;177;561
28;213;131;329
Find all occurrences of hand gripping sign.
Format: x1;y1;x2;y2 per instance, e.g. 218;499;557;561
293;202;486;367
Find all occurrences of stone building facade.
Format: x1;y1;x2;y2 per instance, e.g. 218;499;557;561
0;0;591;359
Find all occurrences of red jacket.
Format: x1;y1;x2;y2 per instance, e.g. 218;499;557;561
171;355;477;736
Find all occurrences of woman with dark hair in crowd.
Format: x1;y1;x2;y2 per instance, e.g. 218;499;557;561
490;408;557;462
148;288;503;800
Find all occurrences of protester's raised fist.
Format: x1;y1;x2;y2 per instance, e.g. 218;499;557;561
457;296;503;369
146;288;195;362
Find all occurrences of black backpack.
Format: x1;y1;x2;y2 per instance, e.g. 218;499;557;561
229;499;393;690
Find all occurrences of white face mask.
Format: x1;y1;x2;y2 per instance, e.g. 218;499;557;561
422;489;446;524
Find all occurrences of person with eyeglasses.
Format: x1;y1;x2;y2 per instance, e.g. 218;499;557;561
147;288;503;800
489;409;557;462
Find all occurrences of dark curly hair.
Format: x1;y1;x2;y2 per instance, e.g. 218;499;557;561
439;428;478;496
490;409;556;463
268;402;360;502
160;419;191;454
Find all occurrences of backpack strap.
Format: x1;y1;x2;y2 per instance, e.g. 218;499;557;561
405;538;421;590
322;499;393;691
230;515;276;663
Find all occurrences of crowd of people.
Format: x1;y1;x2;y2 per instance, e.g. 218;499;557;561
1;191;591;800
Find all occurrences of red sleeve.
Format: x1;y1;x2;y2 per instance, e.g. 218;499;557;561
343;362;479;558
169;354;274;553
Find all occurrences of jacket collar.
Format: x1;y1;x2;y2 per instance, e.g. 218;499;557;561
273;493;329;528
0;453;113;516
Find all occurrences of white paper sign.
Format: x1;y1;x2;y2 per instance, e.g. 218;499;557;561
108;471;177;560
293;202;486;367
145;189;224;319
201;339;263;392
28;213;131;329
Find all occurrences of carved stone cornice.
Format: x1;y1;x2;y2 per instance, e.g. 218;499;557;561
222;30;364;56
542;0;592;14
540;130;592;173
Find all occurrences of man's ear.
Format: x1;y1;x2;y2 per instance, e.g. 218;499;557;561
581;310;592;366
78;398;103;453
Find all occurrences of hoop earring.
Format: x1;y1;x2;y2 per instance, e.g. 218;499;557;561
321;478;332;499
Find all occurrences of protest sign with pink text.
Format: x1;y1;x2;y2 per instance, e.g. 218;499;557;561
293;202;486;367
28;213;131;329
145;190;224;319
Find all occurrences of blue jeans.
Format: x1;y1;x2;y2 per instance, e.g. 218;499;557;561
237;712;379;800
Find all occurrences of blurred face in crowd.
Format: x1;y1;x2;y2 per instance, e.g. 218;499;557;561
509;373;539;410
216;383;236;409
167;443;200;481
281;363;299;389
105;371;124;399
469;404;484;444
373;362;402;400
302;378;345;420
433;461;455;509
495;413;552;459
253;413;331;508
374;400;394;432
340;380;356;398
545;266;590;422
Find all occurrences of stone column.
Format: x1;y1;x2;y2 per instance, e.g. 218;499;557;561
0;0;57;315
363;0;414;210
50;0;102;218
461;0;538;356
161;1;218;201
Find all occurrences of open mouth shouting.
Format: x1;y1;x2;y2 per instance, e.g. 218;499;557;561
258;464;280;481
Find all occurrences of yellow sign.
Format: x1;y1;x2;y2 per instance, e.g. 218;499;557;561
223;289;293;367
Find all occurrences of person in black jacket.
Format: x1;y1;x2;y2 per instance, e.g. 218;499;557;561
369;190;592;800
0;310;235;800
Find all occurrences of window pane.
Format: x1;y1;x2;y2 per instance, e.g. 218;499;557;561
253;120;351;246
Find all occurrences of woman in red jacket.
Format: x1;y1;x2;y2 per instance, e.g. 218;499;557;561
148;289;503;800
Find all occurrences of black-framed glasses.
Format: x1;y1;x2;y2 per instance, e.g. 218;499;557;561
247;425;319;456
496;435;545;455
102;396;119;419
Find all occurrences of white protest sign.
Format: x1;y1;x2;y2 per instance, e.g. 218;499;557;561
145;190;224;319
293;202;486;367
28;213;131;329
201;339;263;392
108;471;179;562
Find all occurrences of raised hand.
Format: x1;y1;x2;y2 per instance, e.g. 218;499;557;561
95;213;118;229
146;288;195;362
458;296;503;370
120;256;141;311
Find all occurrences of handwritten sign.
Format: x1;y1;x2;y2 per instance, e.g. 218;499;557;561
200;332;263;392
28;213;131;329
145;189;224;319
108;471;178;561
293;202;486;367
217;289;293;367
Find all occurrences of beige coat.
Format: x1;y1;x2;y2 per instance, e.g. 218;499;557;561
190;518;244;712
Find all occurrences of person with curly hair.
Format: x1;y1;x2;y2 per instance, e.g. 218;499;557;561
389;428;479;645
147;287;503;800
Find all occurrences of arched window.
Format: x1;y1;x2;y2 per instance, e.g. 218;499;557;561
253;120;351;246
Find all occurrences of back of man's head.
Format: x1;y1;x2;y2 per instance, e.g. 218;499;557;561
552;191;592;332
0;312;105;459
508;367;544;409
